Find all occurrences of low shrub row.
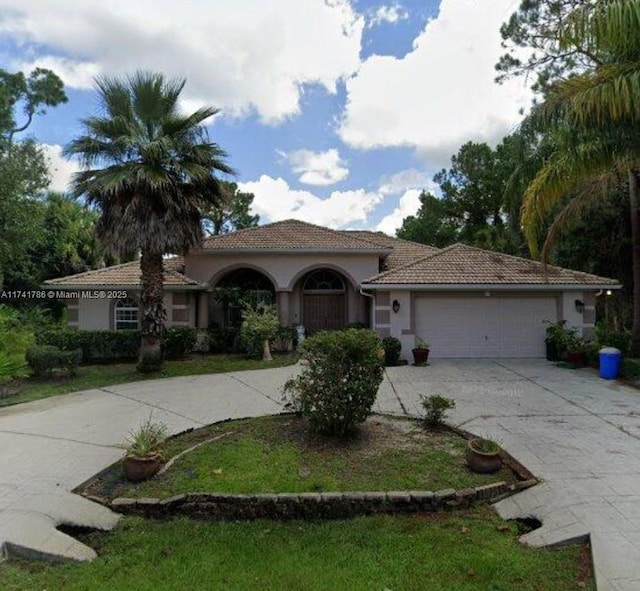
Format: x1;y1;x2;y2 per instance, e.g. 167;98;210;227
36;327;198;364
25;345;82;377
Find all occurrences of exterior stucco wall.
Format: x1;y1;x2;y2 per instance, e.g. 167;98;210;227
78;298;112;330
74;291;196;330
189;252;377;329
186;252;380;291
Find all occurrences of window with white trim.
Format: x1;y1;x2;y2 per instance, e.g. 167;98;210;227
114;298;139;330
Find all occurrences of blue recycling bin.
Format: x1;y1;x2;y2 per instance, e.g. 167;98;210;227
599;347;622;380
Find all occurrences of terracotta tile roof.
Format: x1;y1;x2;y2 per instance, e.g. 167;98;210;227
364;243;620;286
200;219;389;252
44;257;201;288
343;231;439;270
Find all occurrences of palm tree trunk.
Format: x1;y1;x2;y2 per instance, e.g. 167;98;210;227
137;250;166;373
629;169;640;357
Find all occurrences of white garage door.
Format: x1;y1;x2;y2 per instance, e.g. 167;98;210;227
414;296;557;358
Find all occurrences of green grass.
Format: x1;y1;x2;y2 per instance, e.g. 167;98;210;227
96;415;516;499
0;354;298;408
0;510;594;591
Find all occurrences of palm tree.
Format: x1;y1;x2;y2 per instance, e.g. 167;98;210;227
520;0;640;354
66;72;233;372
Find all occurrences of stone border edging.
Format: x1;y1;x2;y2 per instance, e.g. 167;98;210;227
106;480;535;521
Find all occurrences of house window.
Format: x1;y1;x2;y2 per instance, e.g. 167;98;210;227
303;269;345;293
114;298;139;330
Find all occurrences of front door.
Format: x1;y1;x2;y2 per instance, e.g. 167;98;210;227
303;293;346;334
302;269;348;334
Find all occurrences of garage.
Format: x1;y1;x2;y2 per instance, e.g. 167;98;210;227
414;295;558;358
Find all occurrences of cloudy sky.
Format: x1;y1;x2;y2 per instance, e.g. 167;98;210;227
0;0;530;234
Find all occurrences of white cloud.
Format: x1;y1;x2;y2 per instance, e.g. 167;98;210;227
376;188;422;235
339;0;531;160
379;169;438;195
18;56;100;90
40;143;80;193
369;3;409;27
239;175;381;228
284;148;349;186
2;0;364;124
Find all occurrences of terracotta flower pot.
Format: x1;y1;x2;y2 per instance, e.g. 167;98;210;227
123;454;163;482
466;439;502;474
412;348;430;366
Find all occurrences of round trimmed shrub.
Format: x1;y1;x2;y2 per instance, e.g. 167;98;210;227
283;328;384;437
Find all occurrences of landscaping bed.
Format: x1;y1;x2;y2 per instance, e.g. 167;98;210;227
0;509;594;591
80;414;519;502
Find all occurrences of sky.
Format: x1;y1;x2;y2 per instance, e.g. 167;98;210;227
0;0;530;235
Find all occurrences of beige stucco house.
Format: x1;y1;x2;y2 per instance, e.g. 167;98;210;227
44;219;621;360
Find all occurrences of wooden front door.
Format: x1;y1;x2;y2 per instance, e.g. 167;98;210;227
303;293;346;334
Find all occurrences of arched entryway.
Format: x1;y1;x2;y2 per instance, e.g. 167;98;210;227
302;268;347;334
212;268;275;327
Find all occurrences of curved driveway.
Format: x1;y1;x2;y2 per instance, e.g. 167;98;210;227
1;360;640;591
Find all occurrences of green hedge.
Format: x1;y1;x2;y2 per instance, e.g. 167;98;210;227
37;330;140;363
162;327;197;360
26;345;81;377
37;327;198;363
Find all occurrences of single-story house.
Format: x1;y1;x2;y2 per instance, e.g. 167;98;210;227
44;219;621;360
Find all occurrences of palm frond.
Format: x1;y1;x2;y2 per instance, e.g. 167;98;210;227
521;134;622;256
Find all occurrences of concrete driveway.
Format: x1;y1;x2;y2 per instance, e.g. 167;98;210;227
1;359;639;591
379;360;640;591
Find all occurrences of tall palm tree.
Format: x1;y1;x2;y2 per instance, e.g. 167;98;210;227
66;72;233;372
520;0;640;353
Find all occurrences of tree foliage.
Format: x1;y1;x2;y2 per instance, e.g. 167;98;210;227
496;0;598;93
518;0;640;353
0;67;67;144
202;181;259;235
0;68;67;289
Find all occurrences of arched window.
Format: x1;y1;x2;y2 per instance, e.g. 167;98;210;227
114;298;139;330
303;269;345;293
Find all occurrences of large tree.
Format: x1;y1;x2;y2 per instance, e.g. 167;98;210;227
396;191;458;247
66;72;233;372
520;1;640;353
202;181;259;235
496;0;598;93
0;68;67;289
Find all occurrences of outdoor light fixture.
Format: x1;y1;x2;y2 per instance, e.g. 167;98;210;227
606;290;612;296
392;299;401;313
574;299;585;313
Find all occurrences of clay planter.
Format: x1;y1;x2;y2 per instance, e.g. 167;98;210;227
412;348;430;366
123;454;163;482
466;439;502;474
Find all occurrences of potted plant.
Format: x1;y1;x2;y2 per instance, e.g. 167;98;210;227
544;320;569;361
466;437;502;473
381;336;402;366
122;420;168;482
412;337;430;366
565;334;587;368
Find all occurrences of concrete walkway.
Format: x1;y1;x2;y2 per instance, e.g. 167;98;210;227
380;360;640;591
0;366;297;562
1;360;640;591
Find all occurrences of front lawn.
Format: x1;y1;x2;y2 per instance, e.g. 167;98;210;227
0;510;594;591
88;414;516;500
0;354;298;408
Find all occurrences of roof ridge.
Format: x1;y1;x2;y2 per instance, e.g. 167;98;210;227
201;218;391;250
342;230;440;250
366;242;451;282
